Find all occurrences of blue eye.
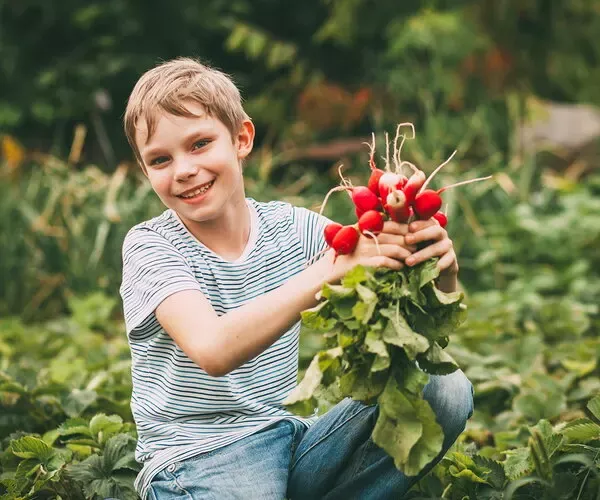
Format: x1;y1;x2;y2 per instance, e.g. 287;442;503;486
149;156;169;166
192;139;209;150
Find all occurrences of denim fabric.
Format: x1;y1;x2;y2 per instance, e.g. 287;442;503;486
117;369;474;500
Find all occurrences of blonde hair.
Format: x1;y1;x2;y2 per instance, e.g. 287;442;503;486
124;57;250;167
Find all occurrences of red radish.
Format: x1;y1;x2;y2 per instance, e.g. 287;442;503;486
367;168;385;196
331;225;359;255
358;210;384;234
385;190;411;223
402;170;426;205
319;185;381;217
433;211;448;228
413;175;493;220
413;189;442;219
350;186;381;213
324;223;343;246
378;172;407;202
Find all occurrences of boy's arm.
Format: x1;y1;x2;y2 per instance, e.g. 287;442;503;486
156;251;335;377
156;223;413;377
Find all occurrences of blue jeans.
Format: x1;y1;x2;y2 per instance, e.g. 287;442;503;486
143;369;473;500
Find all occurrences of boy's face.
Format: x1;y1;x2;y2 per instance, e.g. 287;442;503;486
135;101;254;225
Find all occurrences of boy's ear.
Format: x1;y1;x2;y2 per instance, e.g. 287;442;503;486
236;119;255;160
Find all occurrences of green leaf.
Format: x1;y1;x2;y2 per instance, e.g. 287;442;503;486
339;367;387;402
380;304;429;359
561;357;597;377
371;354;391;373
364;331;388;358
322;283;355;300
373;374;443;477
354;283;378;324
11;436;53;461
373;382;423;469
62;389;98;418
0;379;27;395
419;259;441;287
284;355;322;416
323;284;357;320
301;301;337;332
337;331;356;348
416;342;459;375
66;433;139;497
364;331;390;373
341;265;372;288
90;414;124;445
561;418;600;442
284;347;343;415
394;356;430;396
405;397;445;475
502;447;532;480
513;386;566;422
448;467;489;483
103;434;139;472
473;455;506;488
587;394;600;422
57;418;94;438
430;285;464;306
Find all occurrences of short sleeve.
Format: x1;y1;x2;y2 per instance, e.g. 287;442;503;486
292;206;332;265
119;228;203;340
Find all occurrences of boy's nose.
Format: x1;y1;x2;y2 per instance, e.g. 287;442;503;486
173;158;199;181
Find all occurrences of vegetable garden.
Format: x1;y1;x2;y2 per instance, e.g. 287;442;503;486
2;1;600;498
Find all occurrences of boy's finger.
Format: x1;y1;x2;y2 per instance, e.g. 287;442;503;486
381;221;410;235
377;243;413;261
408;219;436;232
405;225;445;245
376;233;417;251
405;240;452;266
368;255;404;270
436;251;456;272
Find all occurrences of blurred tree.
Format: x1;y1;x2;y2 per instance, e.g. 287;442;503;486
1;0;599;166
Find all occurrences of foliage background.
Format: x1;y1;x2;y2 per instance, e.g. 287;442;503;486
1;0;600;498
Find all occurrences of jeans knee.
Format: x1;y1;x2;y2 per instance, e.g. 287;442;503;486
423;369;474;442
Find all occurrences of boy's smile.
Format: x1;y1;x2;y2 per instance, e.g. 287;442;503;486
177;179;215;203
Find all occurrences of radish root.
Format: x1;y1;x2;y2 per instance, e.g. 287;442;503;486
393;122;416;175
381;132;391;172
362;132;377;171
338;164;353;188
392;124;402;173
306;246;330;267
438;175;493;193
363;230;382;255
318;185;350;216
419;150;458;194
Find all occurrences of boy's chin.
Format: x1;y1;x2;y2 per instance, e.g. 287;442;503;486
175;201;223;225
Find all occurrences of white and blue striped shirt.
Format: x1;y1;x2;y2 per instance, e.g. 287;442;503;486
119;198;329;499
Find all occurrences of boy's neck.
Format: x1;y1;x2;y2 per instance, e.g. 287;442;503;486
179;195;252;262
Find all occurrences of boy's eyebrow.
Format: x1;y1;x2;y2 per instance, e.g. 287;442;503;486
141;126;215;158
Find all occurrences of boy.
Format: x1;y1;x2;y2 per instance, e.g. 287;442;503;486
120;57;473;500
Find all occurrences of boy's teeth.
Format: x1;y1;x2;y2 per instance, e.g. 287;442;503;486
181;181;213;198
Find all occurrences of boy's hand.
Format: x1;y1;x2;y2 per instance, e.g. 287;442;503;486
403;219;459;293
328;221;416;282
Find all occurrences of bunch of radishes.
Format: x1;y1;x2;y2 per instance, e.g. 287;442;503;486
321;124;491;257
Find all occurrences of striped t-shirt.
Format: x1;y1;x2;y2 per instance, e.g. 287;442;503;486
119;198;329;499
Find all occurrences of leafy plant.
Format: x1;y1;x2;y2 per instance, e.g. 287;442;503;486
285;260;467;475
